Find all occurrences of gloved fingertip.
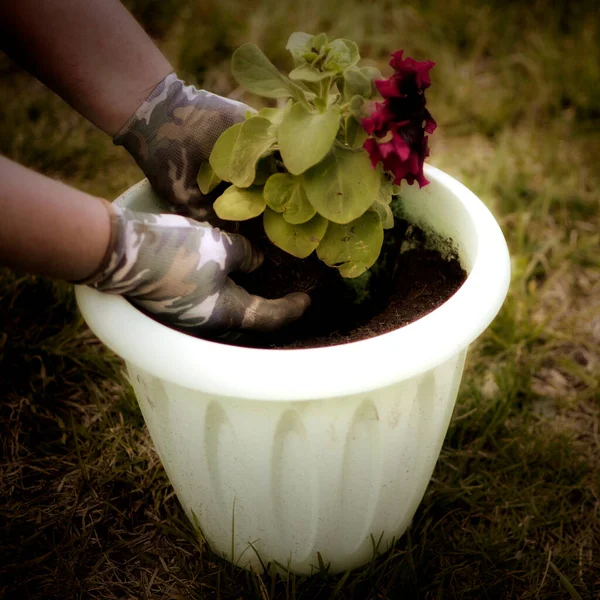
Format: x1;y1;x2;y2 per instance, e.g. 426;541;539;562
244;291;311;332
283;292;311;316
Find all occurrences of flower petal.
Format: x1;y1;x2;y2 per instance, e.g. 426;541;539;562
360;50;436;188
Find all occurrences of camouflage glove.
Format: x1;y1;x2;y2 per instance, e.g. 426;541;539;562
114;73;248;221
80;204;310;333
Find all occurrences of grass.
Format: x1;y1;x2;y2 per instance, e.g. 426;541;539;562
1;0;599;597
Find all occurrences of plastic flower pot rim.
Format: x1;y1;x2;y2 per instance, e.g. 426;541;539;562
75;164;510;402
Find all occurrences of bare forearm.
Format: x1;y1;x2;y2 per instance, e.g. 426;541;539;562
0;157;111;281
0;0;172;135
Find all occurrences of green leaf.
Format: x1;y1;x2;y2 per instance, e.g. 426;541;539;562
312;33;329;51
349;95;365;120
231;43;303;100
209;123;243;182
316;211;384;278
256;106;286;125
359;66;383;97
214;186;266;221
229;116;276;188
286;31;312;51
302;51;319;62
361;66;383;80
303;146;380;224
253;156;277;186
264;173;316;224
263;208;328;258
379;175;395;204
372;174;395;228
289;65;336;82
197;162;221;194
343;66;372;99
345;115;368;149
361;65;382;82
278;104;341;175
371;198;395;229
325;39;360;71
286;32;313;64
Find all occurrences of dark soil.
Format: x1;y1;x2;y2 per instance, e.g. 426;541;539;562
230;218;467;349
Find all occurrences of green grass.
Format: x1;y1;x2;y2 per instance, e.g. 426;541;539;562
1;0;599;598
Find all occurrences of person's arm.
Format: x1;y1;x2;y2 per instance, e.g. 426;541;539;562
0;156;111;281
0;157;309;332
0;0;250;219
0;0;172;136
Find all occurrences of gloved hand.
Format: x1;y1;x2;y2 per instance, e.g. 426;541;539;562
114;73;248;222
80;203;310;333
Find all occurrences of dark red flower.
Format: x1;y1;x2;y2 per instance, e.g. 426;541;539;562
361;50;436;187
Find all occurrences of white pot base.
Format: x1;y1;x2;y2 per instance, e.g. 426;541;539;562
129;349;466;574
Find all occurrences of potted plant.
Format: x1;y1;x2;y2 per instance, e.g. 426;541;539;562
75;33;510;575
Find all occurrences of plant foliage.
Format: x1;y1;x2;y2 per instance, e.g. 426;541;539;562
201;33;430;277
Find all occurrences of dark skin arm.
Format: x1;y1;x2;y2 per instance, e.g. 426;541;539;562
0;0;172;135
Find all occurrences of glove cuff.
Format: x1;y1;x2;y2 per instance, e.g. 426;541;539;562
113;72;248;162
113;72;179;148
74;201;126;287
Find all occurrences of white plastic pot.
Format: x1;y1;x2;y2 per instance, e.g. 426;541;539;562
75;165;510;575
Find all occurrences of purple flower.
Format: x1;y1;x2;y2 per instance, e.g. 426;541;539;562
361;50;436;187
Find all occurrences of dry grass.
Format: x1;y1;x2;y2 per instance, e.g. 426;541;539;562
1;0;599;598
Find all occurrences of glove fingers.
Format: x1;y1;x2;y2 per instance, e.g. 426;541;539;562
208;279;310;332
221;231;264;274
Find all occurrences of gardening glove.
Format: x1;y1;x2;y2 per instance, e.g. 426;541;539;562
79;203;310;333
114;72;249;222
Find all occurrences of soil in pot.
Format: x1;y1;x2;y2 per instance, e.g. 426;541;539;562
228;217;467;349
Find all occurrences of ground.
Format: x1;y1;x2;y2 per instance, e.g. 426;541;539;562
0;0;598;598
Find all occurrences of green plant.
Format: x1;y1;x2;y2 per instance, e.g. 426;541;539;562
198;32;436;278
